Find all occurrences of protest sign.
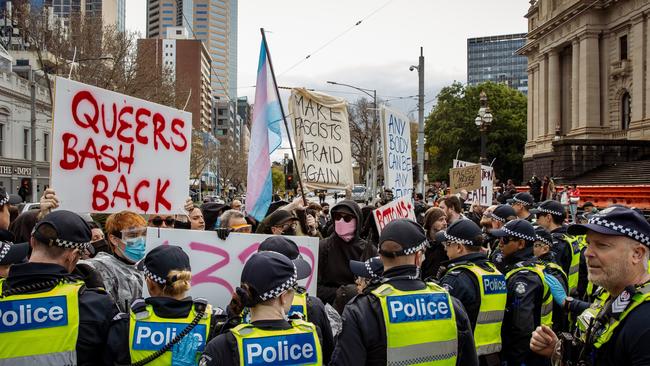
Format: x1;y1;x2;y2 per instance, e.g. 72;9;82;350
452;159;494;206
145;228;319;309
449;164;481;194
51;77;192;214
288;88;354;191
380;106;413;198
373;196;416;233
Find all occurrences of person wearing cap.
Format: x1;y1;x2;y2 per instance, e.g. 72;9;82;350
0;241;29;277
317;200;376;305
259;209;300;236
0;210;116;365
530;206;650;365
533;227;569;333
200;251;324;366
437;219;506;365
104;245;226;366
490;219;554;366
330;218;478;366
507;192;536;222
487;204;517;272
350;256;384;292
532;200;586;297
201;202;230;231
581;201;597;215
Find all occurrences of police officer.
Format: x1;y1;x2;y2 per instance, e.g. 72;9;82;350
490;219;552;366
507;192;535;222
486;204;517;272
0;210;116;365
330;218;478;366
200;251;323;365
533;227;569;333
104;245;226;365
0;241;29;278
437;219;506;366
530;206;650;365
350;256;384;292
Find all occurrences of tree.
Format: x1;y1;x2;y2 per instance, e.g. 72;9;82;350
271;166;285;194
425;82;527;182
216;137;247;191
348;97;378;183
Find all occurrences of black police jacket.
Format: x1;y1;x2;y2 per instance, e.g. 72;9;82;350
550;226;573;278
103;296;228;365
4;262;117;366
199;318;325;366
536;253;569;333
329;265;479;366
501;248;551;366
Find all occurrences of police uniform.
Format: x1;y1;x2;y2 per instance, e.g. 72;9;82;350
0;210;117;366
507;193;535;223
534;227;569;332
330;219;478;366
104;245;227;366
200;251;324;366
491;219;553;366
486;205;517;273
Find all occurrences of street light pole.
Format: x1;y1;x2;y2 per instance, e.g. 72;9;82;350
475;91;493;165
417;47;425;196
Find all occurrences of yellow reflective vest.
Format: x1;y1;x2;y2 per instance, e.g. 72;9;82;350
506;264;554;327
447;262;506;356
128;300;212;365
563;234;583;294
0;279;83;365
231;319;322;366
371;282;458;365
289;291;308;320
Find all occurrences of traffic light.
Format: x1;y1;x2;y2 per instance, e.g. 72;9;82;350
285;174;294;190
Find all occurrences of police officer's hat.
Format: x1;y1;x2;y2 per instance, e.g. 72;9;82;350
0;187;22;206
0;242;28;265
241;251;299;304
490;219;537;244
441;219;482;247
489;204;517;223
350;256;384;279
136;245;190;286
378;219;427;257
534;227;553;247
567;206;650;247
258;236;311;280
507;192;535;207
530;200;565;218
32;210;92;251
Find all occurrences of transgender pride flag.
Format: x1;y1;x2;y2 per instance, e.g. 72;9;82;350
246;37;283;221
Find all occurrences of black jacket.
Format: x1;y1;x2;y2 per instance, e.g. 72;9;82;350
329;265;479;366
4;262;117;366
501;248;551;366
421;239;448;281
199;319;325;366
103;296;228;365
535;252;569;333
318;200;376;305
549;226;573;279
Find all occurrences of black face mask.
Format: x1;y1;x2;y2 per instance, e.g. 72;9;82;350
91;239;110;256
282;228;296;236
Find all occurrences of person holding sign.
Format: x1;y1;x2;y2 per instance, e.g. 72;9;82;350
199;251;323;366
104;245;227;366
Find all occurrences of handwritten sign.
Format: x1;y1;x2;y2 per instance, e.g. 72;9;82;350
51;77;192;214
452;159;494;206
449;165;481;193
288;88;354;191
145;228;319;309
373;196;416;233
380;106;413;198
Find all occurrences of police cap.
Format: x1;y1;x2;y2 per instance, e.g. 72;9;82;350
442;219;482;246
0;242;28;265
507;192;535;207
490;219;537;244
32;210;92;251
378;219;427;257
530;200;565;218
136;245;190;285
258;236;311;280
241;251;298;303
568;206;650;247
349;256;384;279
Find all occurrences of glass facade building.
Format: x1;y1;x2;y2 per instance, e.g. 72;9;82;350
467;33;528;95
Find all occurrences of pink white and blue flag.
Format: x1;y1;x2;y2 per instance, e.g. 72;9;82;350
246;40;283;221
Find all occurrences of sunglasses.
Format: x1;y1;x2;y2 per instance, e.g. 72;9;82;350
231;224;252;233
533;242;549;248
500;236;520;244
443;241;462;248
333;213;355;222
151;217;175;227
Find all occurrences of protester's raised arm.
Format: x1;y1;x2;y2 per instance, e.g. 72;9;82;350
38;187;60;220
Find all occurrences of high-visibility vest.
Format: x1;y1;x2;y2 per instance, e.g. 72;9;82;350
128;300;212;365
0;279;83;365
445;262;506;356
231;319;322;366
563;234;583;294
371;282;458;365
289;291;308;320
506;264;554;327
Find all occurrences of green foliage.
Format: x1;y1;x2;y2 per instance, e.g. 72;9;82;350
425;82;527;182
271;167;285;194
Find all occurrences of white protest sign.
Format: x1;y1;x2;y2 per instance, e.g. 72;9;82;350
380;106;414;199
452;159;494;206
373;196;416;234
51;77;192;214
145;228;319;309
288;88;354;191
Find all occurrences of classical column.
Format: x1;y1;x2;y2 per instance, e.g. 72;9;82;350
548;50;561;134
631;16;645;122
571;40;580;131
527;67;534;142
646;15;650;120
538;54;548;137
532;66;539;141
578;34;601;129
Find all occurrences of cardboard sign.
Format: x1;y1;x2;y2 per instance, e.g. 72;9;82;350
288;88;354;191
51;77;192;214
145;228;319;309
452;159;494;206
449;165;481;194
380;106;413;199
373;196;416;233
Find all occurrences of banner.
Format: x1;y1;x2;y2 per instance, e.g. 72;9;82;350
380;106;413;199
145;228;319;309
288;88;354;191
452;159;494;206
449;165;481;194
373;196;416;233
51;77;192;214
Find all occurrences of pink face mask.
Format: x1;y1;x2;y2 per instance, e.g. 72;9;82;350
335;218;356;242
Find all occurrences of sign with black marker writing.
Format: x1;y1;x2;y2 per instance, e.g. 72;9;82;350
452;159;494;206
449;164;481;193
380;106;413;198
289;88;354;191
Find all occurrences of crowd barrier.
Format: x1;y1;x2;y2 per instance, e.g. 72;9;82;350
515;185;650;211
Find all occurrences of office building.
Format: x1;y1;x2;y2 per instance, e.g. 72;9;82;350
467;33;528;95
86;0;125;31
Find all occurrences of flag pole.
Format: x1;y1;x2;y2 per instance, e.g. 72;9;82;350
260;28;307;206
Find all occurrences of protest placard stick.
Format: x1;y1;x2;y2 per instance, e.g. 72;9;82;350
260;28;307;206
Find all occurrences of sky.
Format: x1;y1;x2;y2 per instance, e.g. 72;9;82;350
126;0;529;158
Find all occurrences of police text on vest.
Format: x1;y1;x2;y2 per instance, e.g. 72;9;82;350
242;332;318;365
0;296;68;332
132;321;206;351
387;293;452;323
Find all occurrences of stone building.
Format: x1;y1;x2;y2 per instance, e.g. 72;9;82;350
519;0;650;183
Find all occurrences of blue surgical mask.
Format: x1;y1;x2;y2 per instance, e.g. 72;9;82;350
122;236;146;262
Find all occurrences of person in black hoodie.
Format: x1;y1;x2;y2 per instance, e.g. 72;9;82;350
317;200;376;305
